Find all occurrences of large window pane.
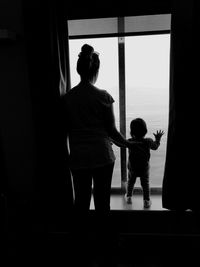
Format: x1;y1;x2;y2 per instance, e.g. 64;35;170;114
69;38;121;187
125;34;170;187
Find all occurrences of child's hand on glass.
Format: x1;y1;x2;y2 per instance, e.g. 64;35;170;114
153;130;164;142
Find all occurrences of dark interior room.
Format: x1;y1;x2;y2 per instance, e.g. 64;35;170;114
1;0;200;266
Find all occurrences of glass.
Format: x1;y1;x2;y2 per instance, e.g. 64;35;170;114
69;38;121;187
125;34;170;187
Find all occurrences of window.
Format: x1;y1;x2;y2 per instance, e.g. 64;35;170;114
125;34;170;188
68;15;171;190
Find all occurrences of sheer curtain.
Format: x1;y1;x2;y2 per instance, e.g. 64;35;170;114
162;0;199;210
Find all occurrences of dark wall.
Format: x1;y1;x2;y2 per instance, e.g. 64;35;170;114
0;0;37;263
65;0;172;20
0;0;35;194
0;0;74;217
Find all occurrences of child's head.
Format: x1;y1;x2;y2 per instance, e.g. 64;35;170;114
130;118;147;138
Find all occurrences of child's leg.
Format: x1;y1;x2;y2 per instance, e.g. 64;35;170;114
140;176;150;201
127;171;137;197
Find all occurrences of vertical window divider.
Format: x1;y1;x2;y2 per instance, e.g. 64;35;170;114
118;17;127;189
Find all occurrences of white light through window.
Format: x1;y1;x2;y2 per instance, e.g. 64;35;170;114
125;34;170;187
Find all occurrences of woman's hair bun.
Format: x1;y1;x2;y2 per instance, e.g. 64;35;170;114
81;44;94;57
77;43;100;80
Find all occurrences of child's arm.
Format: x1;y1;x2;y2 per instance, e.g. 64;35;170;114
150;130;164;150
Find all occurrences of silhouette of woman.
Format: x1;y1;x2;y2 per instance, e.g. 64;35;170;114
64;44;132;213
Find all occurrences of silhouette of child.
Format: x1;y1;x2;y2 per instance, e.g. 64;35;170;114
125;118;164;208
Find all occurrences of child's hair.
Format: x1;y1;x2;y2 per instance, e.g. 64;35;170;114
130;118;148;138
76;44;100;82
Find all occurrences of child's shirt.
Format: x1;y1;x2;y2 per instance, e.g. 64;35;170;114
128;137;160;177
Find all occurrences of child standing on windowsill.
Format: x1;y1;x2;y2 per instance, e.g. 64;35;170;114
125;118;164;208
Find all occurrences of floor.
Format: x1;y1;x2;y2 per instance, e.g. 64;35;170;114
90;193;166;211
46;193;200;267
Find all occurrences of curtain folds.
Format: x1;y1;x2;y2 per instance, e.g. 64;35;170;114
162;0;199;210
52;4;71;96
22;0;73;225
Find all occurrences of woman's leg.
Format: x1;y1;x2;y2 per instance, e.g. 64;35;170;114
71;168;93;211
92;163;114;212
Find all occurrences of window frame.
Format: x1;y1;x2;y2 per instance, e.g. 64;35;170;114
67;16;171;194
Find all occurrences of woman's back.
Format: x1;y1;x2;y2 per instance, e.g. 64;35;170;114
64;82;116;169
65;83;113;133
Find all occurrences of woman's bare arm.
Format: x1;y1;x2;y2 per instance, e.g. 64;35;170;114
104;104;133;148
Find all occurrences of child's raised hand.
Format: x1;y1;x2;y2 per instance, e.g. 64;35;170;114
153;130;164;141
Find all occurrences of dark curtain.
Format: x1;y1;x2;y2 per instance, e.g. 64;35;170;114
0;133;7;262
162;0;199;210
22;0;73;228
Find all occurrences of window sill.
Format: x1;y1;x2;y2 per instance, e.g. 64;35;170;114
90;187;164;211
111;186;162;195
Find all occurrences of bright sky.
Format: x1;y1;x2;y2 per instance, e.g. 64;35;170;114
125;34;170;89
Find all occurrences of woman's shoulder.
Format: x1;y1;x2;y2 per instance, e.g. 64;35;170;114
92;85;108;95
63;86;79;99
61;88;77;108
93;86;115;104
